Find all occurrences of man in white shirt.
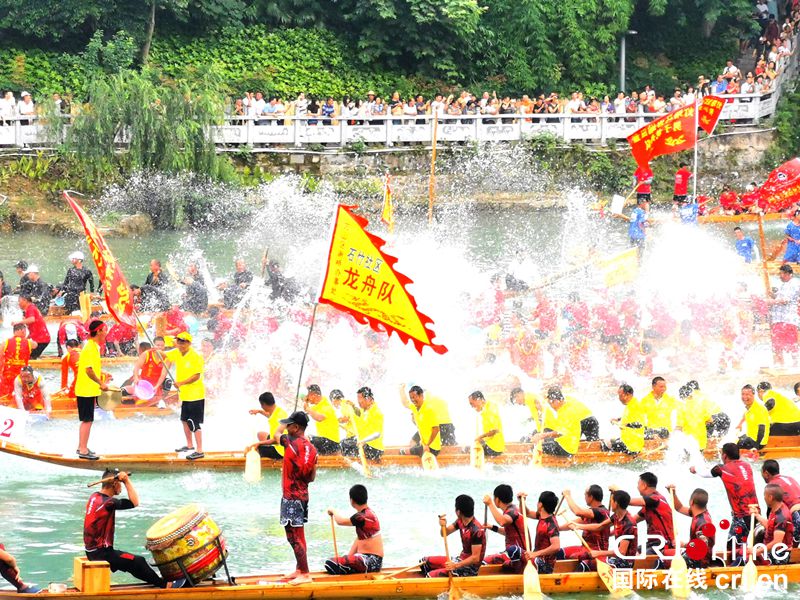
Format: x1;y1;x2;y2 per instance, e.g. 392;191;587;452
0;91;12;123
722;60;741;81
16;91;35;124
768;264;800;366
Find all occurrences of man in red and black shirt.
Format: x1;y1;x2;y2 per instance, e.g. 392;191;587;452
13;295;50;359
324;484;383;574
573;489;638;571
627;472;674;558
666;485;715;568
264;410;318;585
761;459;800;545
690;442;759;565
484;484;527;573
521;490;561;574
422;495;486;577
0;543;40;594
84;470;179;588
559;485;610;561
752;484;795;565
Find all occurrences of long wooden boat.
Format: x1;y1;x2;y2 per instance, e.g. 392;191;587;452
2;557;799;599
697;212;787;224
29;355;137;370
0;391;179;420
5;436;798;474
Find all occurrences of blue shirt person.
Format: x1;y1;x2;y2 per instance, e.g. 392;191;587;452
678;199;698;225
734;227;755;263
626;198;649;261
785;215;800;263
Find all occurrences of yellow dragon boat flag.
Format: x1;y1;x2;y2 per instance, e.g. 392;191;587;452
380;172;394;233
319;204;447;355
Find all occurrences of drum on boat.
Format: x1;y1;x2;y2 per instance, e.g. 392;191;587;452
145;504;227;584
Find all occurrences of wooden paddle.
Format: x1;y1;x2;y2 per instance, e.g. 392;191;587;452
371;561;425;580
740;510;758;593
330;513;340;564
440;515;461;600
471;413;485;469
87;472;130;487
667;489;690;599
421;450;438;471
574;532;631;597
519;496;542;600
244;447;261;482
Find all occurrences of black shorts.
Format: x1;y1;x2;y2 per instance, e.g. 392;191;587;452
180;400;205;432
637;193;651;202
310;436;340;455
77;396;97;423
673;194;687;203
258;444;283;460
30;341;49;360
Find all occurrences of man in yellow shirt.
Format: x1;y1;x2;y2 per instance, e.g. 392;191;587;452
75;319;110;460
510;386;543;441
249;391;287;460
159;331;205;460
737;384;770;450
402;385;457;446
351;386;384;461
757;381;800;436
405;387;442;457
468;390;505;456
640;376;680;439
331;389;359;457
531;386;581;456
675;385;711;451
605;383;645;454
304;384;340;455
686;380;730;439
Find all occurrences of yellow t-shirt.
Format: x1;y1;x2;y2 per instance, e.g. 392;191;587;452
564;396;592;421
677;396;710;450
620;397;646;453
167;348;205;402
417;400;442;451
75;339;102;398
524;392;543;427
640;392;680;431
339;400;359;438
427;395;453;425
694;390;722;416
356;403;384;451
312;397;340;443
745;400;771;446
550;403;581;455
763;390;800;424
268;406;287;456
480;400;505;453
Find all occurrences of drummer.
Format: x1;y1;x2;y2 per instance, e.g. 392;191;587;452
132;336;167;397
248;391;287;460
84;469;185;589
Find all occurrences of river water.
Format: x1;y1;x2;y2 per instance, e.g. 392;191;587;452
0;177;797;598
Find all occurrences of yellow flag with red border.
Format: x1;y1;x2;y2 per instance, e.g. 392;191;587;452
319;204;446;354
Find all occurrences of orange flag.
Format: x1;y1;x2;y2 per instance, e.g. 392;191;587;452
319;204;446;354
698;95;724;135
381;172;394;233
63;192;136;326
627;105;696;169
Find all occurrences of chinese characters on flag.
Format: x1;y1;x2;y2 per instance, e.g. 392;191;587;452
319;204;446;355
627;97;725;169
64;192;136;326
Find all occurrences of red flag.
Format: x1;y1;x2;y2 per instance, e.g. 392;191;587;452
319;204;446;355
741;157;800;213
698;95;725;135
627;105;696;169
63;192;136;326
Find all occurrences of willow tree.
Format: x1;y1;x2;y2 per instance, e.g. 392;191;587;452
59;68;232;183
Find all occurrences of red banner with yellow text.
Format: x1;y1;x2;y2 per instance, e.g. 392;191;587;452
698;95;725;134
627;105;696;168
64;192;136;326
319;204;446;355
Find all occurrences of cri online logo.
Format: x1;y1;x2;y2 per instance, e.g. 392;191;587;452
683;518;727;562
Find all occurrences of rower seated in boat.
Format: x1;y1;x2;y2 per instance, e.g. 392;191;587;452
640;376;679;440
402;386;457;447
304;384;341;455
529;388;581;457
686;380;730;438
760;459;800;546
751;484;795;565
604;384;645;454
758;381;800;437
248;391;287;460
520;491;560;573
483;484;526;573
13;366;51;416
340;387;384;461
666;485;715;568
676;384;712;451
421;495;485;577
60;339;81;397
737;384;770;450
468;390;504;456
404;387;442;457
569;489;638;571
509;387;543;442
325;485;383;574
0;542;40;594
557;486;610;562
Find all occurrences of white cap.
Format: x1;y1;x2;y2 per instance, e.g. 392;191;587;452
25;264;39;274
65;323;78;340
69;251;84;261
20;91;30;97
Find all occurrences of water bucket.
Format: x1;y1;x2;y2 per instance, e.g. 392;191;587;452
134;380;155;401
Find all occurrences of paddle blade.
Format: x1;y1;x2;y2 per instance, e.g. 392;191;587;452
244;449;262;482
669;554;690;599
448;582;462;600
597;561;632;597
740;557;758;593
422;451;438;471
523;561;542;600
470;442;484;470
358;445;372;479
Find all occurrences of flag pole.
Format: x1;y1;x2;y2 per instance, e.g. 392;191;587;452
294;302;319;411
692;99;699;198
427;114;438;225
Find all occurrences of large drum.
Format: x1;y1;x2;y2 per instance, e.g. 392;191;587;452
145;504;227;584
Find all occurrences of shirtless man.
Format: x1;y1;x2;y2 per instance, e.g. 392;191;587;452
324;485;384;574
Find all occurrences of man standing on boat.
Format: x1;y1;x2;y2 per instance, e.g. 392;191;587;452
84;469;184;589
324;484;383;575
159;332;205;460
766;264;800;366
14;294;51;359
75;320;110;460
55;251;94;314
263;410;318;585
